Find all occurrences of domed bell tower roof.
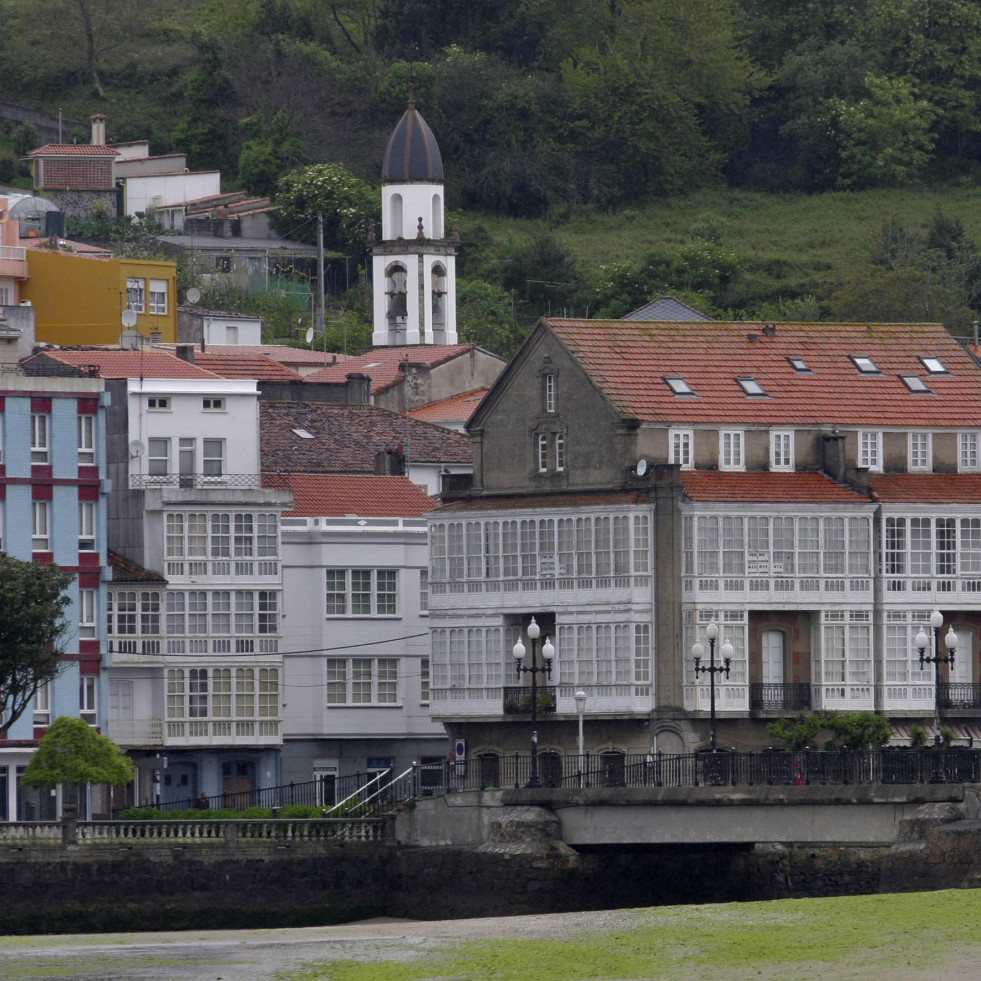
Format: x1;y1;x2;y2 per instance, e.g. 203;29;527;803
381;86;444;183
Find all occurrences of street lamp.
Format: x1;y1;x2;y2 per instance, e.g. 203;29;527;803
692;622;732;752
513;617;554;788
574;690;587;759
915;610;957;748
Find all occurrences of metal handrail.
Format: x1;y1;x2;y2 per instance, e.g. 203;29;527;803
322;767;392;817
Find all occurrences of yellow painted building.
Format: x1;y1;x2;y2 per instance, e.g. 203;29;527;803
22;250;178;346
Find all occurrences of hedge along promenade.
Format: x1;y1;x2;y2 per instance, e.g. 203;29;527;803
0;890;978;981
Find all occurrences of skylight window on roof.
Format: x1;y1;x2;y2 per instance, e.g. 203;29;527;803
850;355;880;374
364;362;383;369
920;356;948;374
664;376;696;396
901;375;931;393
788;356;811;373
291;428;315;439
737;377;767;396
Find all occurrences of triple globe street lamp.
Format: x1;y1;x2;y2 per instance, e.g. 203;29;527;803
513;617;554;788
915;610;958;748
691;621;733;752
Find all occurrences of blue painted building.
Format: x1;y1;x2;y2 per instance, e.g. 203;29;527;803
0;368;110;820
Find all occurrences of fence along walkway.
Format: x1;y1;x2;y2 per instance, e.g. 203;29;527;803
0;817;390;847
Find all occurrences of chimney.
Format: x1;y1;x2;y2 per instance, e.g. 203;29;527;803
90;114;107;146
176;344;195;364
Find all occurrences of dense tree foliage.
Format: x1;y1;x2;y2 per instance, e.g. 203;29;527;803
10;0;981;334
0;557;75;736
21;716;134;788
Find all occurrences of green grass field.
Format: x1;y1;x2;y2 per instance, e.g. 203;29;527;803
279;890;981;981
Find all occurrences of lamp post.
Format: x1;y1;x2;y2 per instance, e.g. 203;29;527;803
915;610;957;748
513;617;554;788
574;690;587;758
692;622;732;752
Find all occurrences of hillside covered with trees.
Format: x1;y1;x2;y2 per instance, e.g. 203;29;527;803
4;0;981;353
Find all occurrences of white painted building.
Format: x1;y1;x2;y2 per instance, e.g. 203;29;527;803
273;474;447;789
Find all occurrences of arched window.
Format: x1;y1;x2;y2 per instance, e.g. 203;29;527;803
386;262;408;343
431;193;443;238
390;193;403;238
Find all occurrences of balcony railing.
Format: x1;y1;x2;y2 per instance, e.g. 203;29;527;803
130;473;265;490
503;685;557;715
939;683;981;710
750;683;812;712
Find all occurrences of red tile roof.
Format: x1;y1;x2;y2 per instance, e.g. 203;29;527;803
264;474;435;517
23;238;112;255
192;350;301;381
547;320;981;427
27;144;119;156
28;350;222;379
869;473;981;504
409;388;488;423
305;344;476;393
681;471;869;503
260;401;472;471
108;550;166;583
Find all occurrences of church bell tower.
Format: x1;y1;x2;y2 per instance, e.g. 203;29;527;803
371;88;458;347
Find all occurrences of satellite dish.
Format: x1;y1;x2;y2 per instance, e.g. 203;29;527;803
186;287;201;304
129;440;145;459
121;309;138;328
305;327;314;346
635;458;648;477
120;329;141;350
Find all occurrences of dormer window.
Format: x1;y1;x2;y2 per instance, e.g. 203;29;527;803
665;376;695;396
920;356;948;374
901;375;931;393
737;377;767;397
850;355;880;374
788;356;811;373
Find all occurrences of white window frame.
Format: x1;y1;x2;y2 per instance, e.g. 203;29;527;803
719;430;744;471
127;277;145;314
79;588;97;639
770;430;794;471
30;413;48;464
543;373;556;413
909;432;932;472
203;438;224;477
203;397;225;411
326;657;399;705
148;437;169;476
537;433;548;473
147;396;171;411
325;569;399;617
669;429;693;469
960;432;980;472
554;432;565;472
858;431;882;471
77;413;95;466
148;278;168;315
32;500;50;551
34;682;51;725
78;500;96;551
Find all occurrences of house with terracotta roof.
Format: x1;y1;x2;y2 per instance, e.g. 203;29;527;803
304;343;505;415
426;317;981;776
408;387;488;433
263;474;447;784
23;347;293;806
259;400;473;496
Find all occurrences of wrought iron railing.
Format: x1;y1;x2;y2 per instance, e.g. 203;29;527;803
939;683;981;710
750;683;812;711
129;473;265;490
502;686;557;715
114;750;981;819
